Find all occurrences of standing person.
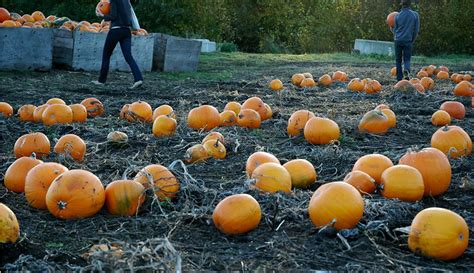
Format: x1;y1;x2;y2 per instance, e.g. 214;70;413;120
92;0;143;89
392;0;420;81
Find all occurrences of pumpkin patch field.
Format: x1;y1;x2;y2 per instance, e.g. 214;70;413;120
0;53;473;271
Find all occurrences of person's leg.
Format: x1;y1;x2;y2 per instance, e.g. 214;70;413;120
395;41;403;81
118;29;143;83
403;41;413;75
98;29;120;83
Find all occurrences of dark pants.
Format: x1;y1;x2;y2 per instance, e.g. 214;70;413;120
99;27;143;83
395;40;413;81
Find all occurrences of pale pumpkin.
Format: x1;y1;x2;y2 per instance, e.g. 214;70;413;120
358;110;389;134
24;163;69;209
0;203;20;243
380;165;424;202
212;194;261;235
251;162;291;193
269;79;283;91
184;144;209;164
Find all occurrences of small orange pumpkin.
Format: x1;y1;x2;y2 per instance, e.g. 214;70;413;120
14;132;51;158
318;74;332;87
463;74;472;82
18;104;36;122
4;156;43;193
300;78;316;88
283;159;317;189
24;163;69;209
390;67;397;77
241;97;267;119
81;97;104;118
417;70;428;79
237;109;261;129
202;132;225;145
352;154;393;184
421;66;435;77
358;110;389;134
453;81;473;97
246;151;280;177
386;12;398;28
54;134;87;161
33;104;48;123
269;79;283;91
436;71;449;80
134;164;180;201
31;11;45;22
431;126;472;158
421;77;435;90
152;105;176;121
105;180;145;216
304;117;340;145
184;144;209;164
224;101;241;115
332;71;349;82
440;101;465;119
187;105;220;131
413;83;425;93
69;104;88;123
219;110;238;126
380;165;424;202
42;104;73;126
408;207;469;261
348;78;365;92
127;101;153;123
212;194;261;235
287;110;316;137
251;162;291;193
152;115;177;137
364;79;382;94
203;139;226;159
0;102;13;118
344;170;376;194
291;73;306;87
308;182;364;230
431;110;451;126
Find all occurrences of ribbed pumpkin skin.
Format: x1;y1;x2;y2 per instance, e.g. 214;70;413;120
343;170;376;194
287;110;315;137
348;78;365;92
431;110;451;126
54;134;87;162
46;170;105;219
308;182;364;230
105;180;145;216
283;159;317;189
291;74;305;87
352;154;393;184
380;165;424;202
399;148;451;197
4;157;43;193
24;163;69;209
14;132;51;158
422;77;435;89
134;164;180;201
246;152;280;177
431;126;472;158
304;117;340;145
408;208;469;261
251;163;291;193
212;194;261;235
0;203;20;243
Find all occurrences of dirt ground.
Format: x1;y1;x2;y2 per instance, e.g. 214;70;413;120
0;54;473;271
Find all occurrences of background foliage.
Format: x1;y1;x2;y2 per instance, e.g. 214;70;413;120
3;0;474;55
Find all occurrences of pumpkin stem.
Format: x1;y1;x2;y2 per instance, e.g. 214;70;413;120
57;200;67;210
30;152;37;159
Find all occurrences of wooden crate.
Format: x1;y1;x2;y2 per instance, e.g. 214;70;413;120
152;33;201;72
0;28;54;71
53;29;154;72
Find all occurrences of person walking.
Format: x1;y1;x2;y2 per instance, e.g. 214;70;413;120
92;0;143;89
392;0;420;81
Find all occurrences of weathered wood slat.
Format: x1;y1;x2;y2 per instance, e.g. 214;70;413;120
152;33;201;72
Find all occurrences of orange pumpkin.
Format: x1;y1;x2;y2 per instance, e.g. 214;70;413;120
358;110;389;134
203;139;226;159
251;162;291;193
152;115;177;137
431;126;472;158
0;203;20;243
291;73;306;87
364;79;382;94
241;97;267;119
394;80;415;92
237;109;261;129
21;14;34;23
332;71;348;82
54;134;87;161
308;182;364;230
440;101;465;120
187;105;220;131
269;79;283;91
422;65;436;77
417;70;428;79
431;110;451;126
14;132;51;158
300;78;316;88
202;132;225;145
127;101;153;122
436;71;449;80
352;154;393;184
81;97;104;117
318;74;332;87
32;104;47;122
219;110;238;126
381;108;396;128
344;170;376;194
0;102;13;117
31;11;45;21
46;170;105;219
453;81;473;97
24;163;69;209
453;74;464;84
399;148;451;197
119;104;130;120
287;110;316;137
463;74;472;82
386;12;398;28
348;78;365;92
69;104;87;123
42;104;73;126
212;194;261;235
224;101;241;115
421;77;435;90
283;159;317;189
4;156;43;193
18;104;36;122
134;164;180;201
451;73;460;82
105;180;145;216
152;105;176;121
437;66;449;73
409;78;421;85
413;83;425;93
390;67;397;77
408;208;469;261
96;1;111;15
380;165;424;202
304;117;340;145
46;98;66;105
375;103;390;110
184;144;209;164
0;7;10;23
262;103;273;120
246;151;280;177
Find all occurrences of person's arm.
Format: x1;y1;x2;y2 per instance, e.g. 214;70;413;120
103;0;118;22
413;12;420;43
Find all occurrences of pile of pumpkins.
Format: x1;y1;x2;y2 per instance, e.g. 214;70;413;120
0;6;148;35
119;102;177;137
347;78;383;94
284;71;349;90
184;132;227;164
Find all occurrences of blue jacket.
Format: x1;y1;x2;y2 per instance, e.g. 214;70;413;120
393;7;420;43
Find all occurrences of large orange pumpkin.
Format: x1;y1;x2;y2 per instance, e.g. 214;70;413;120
436;71;449;80
421;77;435;90
184;144;209;164
152;115;177;137
304;117;340;145
69;104;88;123
46;170;105;219
81;97;104;118
152;105;176;121
96;1;111;15
417;70;428;79
358;110;389;134
251;162;292;193
0;102;13;117
399;148;451;197
283;159;316;189
46;98;66;105
431;126;472;158
241;97;267;119
344;170;376;194
134;164;180;201
54;134;86;162
381;108;396;128
0;8;10;23
18;104;36;122
332;71;348;82
269;79;283;91
212;194;261;235
127;101;153;123
42;104;73;126
0;203;20;243
105;180;145;216
246;151;280;177
237;109;261;129
4;156;43;193
380;165;424;202
224;101;241;115
31;11;45;22
187;105;220;131
14;132;51;158
287;110;316;137
440;101;465;120
408;208;469;261
453;81;473;97
386;11;398;28
352;154;393;184
24;163;69;209
308;182;364;230
431;110;451;126
347;78;365;92
220;110;238;126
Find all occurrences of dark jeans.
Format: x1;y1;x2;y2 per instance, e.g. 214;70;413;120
99;27;143;83
395;40;413;81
